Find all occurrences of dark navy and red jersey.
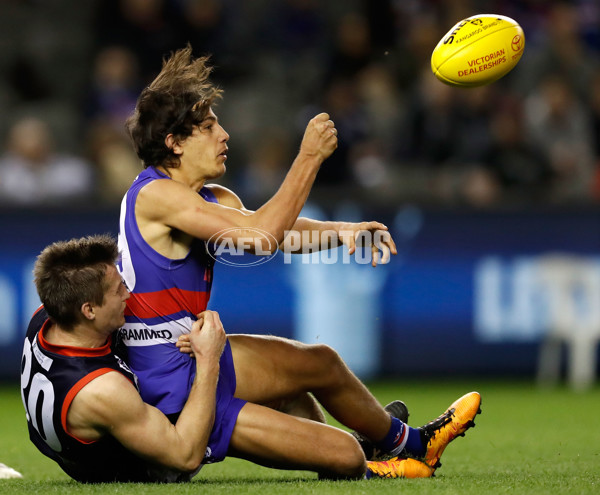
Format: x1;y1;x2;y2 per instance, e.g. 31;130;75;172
20;306;190;483
117;166;218;414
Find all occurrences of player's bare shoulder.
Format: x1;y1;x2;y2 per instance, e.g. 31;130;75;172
137;178;204;221
68;371;140;440
205;184;246;210
138;177;188;204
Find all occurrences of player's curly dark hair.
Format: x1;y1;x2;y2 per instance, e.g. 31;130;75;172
125;45;223;169
34;235;119;329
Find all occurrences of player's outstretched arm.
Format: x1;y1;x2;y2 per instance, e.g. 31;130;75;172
137;114;337;252
201;188;398;266
67;311;225;472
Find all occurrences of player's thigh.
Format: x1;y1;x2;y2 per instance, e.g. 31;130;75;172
228;402;364;477
229;334;343;403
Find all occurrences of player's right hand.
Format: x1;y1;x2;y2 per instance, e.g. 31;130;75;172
299;113;338;163
189;310;226;362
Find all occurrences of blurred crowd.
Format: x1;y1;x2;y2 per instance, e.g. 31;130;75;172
0;0;599;209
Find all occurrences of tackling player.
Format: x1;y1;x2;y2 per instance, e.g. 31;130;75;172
22;235;481;482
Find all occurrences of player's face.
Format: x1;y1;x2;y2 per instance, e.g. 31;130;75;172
95;265;130;333
179;108;229;180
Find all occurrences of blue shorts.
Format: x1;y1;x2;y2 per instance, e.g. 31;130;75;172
167;339;246;464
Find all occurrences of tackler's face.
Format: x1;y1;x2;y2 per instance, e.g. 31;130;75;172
93;264;130;333
178;108;230;180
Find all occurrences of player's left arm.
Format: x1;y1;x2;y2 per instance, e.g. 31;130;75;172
207;185;397;267
68;313;225;473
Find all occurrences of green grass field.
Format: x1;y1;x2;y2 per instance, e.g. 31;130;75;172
2;379;599;494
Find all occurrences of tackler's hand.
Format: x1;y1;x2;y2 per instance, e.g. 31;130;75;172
176;333;194;357
189;310;226;363
177;310;227;361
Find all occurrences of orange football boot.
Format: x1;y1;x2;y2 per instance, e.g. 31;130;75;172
418;391;482;468
366;457;435;479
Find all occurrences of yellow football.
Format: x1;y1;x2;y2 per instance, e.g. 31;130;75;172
431;14;525;88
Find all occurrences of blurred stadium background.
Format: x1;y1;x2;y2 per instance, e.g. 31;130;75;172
0;0;599;388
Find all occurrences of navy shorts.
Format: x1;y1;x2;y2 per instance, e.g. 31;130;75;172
167;339;246;464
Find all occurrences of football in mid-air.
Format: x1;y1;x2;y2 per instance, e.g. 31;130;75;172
431;14;525;88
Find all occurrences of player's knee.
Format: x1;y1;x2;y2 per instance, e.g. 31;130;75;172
308;343;341;369
347;442;368;478
308;343;348;384
333;432;367;479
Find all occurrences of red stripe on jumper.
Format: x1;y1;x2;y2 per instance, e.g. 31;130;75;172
125;287;210;319
38;320;112;357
